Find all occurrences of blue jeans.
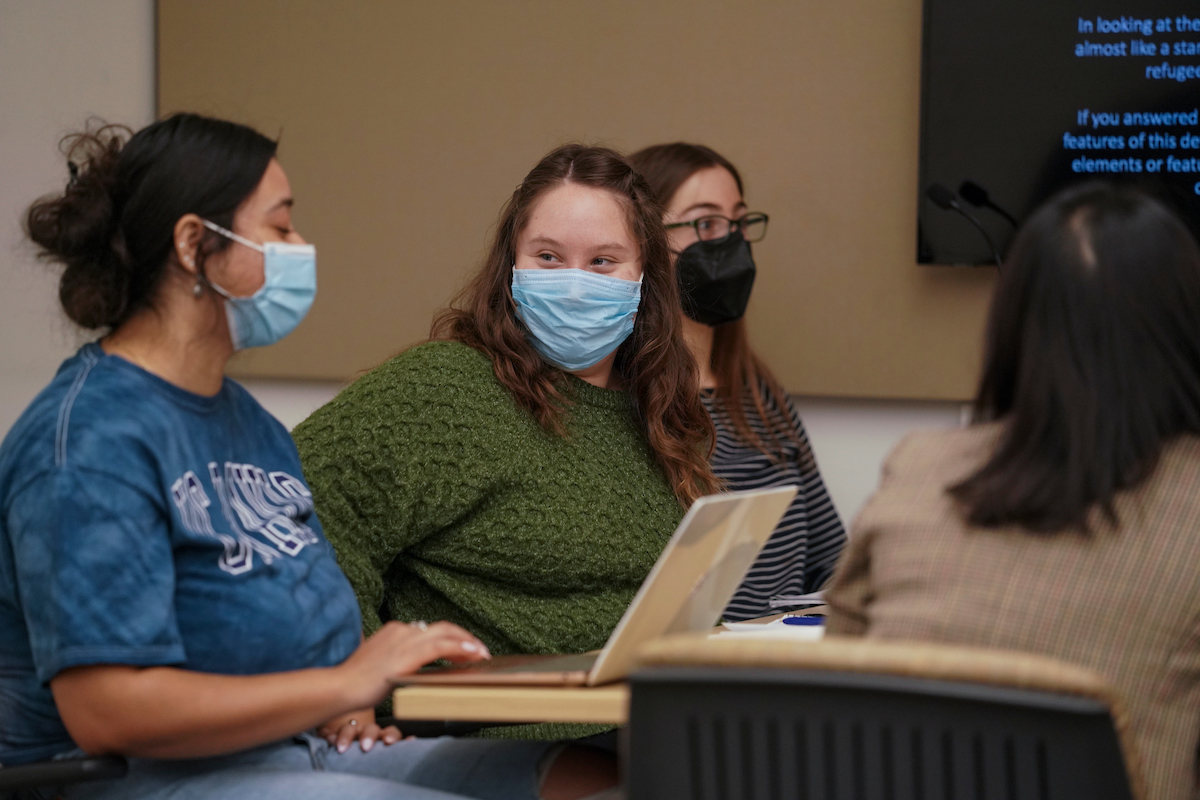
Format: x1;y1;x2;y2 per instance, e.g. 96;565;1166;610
60;733;557;800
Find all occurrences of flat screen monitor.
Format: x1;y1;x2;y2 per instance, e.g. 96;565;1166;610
919;1;1200;265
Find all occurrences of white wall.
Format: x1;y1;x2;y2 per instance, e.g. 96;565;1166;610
795;396;964;526
0;0;155;433
236;378;346;432
0;0;965;527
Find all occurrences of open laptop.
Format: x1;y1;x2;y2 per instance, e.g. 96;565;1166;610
397;485;797;687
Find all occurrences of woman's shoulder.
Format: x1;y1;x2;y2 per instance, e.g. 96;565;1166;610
4;346;147;456
1141;435;1200;497
1159;434;1200;466
293;340;509;446
847;426;997;539
385;339;492;371
0;358;91;482
880;424;1001;486
1;345;240;492
348;341;494;395
747;376;804;427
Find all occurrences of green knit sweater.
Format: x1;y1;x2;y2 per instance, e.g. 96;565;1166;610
293;341;683;736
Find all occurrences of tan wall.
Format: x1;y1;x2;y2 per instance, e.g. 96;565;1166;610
158;0;995;400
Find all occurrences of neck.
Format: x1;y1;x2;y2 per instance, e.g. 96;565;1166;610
681;316;717;389
101;276;234;396
570;350;622;390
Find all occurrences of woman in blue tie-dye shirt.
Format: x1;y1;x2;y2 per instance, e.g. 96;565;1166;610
0;114;613;800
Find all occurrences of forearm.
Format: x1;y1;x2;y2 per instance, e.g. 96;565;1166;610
51;663;359;759
50;620;488;760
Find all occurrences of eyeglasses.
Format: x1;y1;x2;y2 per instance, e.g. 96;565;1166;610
665;212;769;244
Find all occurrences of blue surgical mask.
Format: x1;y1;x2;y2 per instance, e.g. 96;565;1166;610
511;268;642;372
201;220;317;350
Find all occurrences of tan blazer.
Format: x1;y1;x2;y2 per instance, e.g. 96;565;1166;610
826;425;1200;800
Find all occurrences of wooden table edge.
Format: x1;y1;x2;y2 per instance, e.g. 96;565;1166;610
391;683;630;725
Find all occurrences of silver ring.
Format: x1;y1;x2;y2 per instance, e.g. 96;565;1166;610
413;620;428;631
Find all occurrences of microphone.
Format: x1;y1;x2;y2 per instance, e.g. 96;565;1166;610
926;183;1003;267
958;180;1019;229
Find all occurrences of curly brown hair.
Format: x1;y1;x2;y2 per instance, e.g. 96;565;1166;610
431;144;717;507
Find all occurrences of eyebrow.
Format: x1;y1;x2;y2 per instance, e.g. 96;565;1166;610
677;200;747;216
269;197;295;212
527;236;631;253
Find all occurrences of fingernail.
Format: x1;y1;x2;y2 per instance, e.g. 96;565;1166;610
461;642;479;652
363;737;374;751
337;742;348;754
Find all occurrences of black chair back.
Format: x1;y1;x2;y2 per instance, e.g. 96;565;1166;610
627;666;1134;800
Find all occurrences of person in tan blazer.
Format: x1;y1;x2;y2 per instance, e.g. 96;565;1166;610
826;182;1200;800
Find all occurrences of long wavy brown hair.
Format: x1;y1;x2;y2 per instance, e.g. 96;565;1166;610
630;142;813;469
431;144;718;507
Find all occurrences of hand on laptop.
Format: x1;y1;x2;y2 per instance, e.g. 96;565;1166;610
337;620;492;709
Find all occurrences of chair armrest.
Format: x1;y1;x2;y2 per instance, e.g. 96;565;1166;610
634;634;1146;800
0;755;127;791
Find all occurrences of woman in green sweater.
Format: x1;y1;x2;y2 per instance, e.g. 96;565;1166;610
294;145;715;681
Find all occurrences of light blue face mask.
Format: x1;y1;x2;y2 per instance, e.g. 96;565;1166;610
511;267;642;372
201;220;317;350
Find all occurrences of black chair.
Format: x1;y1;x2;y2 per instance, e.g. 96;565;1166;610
626;636;1141;800
0;755;127;800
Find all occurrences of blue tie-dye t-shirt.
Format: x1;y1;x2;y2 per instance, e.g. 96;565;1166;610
0;343;361;765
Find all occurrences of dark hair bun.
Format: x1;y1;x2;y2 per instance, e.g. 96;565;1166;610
25;124;133;329
24;114;277;331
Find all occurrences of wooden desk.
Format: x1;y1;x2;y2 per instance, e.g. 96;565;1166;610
389;617;802;726
392;683;629;725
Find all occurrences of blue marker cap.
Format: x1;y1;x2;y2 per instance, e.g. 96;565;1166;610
782;615;825;626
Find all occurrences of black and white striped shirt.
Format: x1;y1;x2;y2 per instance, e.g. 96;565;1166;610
703;385;847;621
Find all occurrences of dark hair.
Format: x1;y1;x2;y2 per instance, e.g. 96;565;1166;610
629;142;813;469
432;144;718;507
630;142;745;204
951;181;1200;532
25;114;277;329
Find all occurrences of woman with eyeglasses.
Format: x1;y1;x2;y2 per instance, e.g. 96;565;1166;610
629;143;846;621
